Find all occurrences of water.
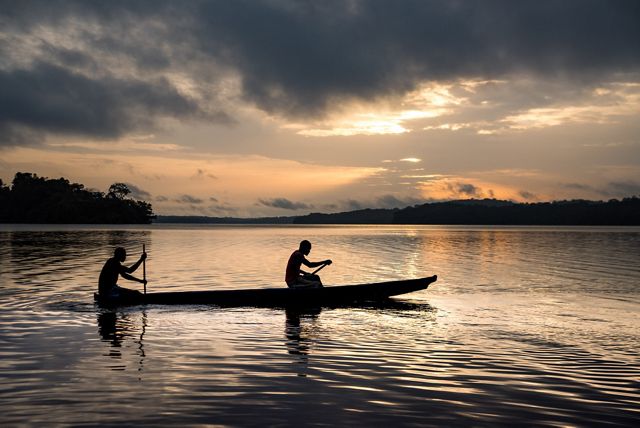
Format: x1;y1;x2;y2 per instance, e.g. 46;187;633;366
0;224;639;426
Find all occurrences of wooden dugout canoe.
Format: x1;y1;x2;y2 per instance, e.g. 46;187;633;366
94;275;437;308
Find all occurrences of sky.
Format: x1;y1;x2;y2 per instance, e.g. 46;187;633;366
1;0;639;217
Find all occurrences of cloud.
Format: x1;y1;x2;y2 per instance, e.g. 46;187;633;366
123;182;151;200
333;194;423;211
518;190;537;201
605;181;640;196
0;62;202;145
175;194;204;204
563;183;595;191
191;169;218;180
452;183;482;197
1;0;638;142
342;199;364;211
208;204;237;214
191;0;640;116
258;197;311;210
374;194;423;209
420;177;503;200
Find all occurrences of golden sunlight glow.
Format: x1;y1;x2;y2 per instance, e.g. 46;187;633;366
280;78;640;138
290;82;471;137
412;79;640;135
497;82;640;132
2;147;383;215
503;106;607;129
419;176;534;201
297;110;440;137
423;123;469;131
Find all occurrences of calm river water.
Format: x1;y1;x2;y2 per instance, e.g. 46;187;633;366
0;224;639;426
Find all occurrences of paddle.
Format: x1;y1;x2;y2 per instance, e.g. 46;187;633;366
142;244;146;295
311;261;330;275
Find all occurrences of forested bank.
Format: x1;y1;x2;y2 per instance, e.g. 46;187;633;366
294;198;640;225
0;173;154;224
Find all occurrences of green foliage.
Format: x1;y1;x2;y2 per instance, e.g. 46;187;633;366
0;172;155;224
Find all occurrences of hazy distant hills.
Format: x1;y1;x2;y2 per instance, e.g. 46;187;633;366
156;198;640;226
4;171;636;225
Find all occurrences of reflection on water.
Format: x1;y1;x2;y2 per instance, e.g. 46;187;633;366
97;310;147;373
284;308;319;376
1;225;639;425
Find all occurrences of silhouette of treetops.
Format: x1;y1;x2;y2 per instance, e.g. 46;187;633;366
294;198;640;225
0;172;155;224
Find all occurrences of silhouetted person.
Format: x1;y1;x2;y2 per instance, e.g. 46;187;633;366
285;240;332;288
98;247;146;299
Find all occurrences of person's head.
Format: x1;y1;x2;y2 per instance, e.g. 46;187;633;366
299;240;312;255
114;247;126;262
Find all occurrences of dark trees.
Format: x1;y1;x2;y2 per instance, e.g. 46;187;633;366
0;172;155;224
293;198;640;225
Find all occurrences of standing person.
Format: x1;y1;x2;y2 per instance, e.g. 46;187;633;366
285;240;332;288
98;247;147;298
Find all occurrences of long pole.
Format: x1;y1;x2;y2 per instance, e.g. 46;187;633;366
142;244;146;295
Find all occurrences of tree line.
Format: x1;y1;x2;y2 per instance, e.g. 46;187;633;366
2;172;638;225
294;198;640;225
0;172;155;224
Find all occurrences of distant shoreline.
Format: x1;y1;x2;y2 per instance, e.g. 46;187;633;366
3;173;638;226
154;197;640;226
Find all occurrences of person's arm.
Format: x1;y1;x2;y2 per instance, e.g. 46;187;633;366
117;261;147;285
121;272;147;285
301;257;332;269
125;252;147;273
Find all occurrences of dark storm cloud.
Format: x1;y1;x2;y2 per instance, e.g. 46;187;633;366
258;198;311;210
193;0;640;115
0;62;199;145
1;0;639;142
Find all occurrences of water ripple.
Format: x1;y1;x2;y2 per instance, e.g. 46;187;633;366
0;226;639;425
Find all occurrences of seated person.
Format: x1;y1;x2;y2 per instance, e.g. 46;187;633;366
285;240;332;288
98;247;147;299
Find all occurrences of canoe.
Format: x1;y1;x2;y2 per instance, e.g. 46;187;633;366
94;275;437;308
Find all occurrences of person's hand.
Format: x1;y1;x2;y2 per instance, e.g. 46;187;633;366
142;279;147;286
325;259;332;265
141;252;147;261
